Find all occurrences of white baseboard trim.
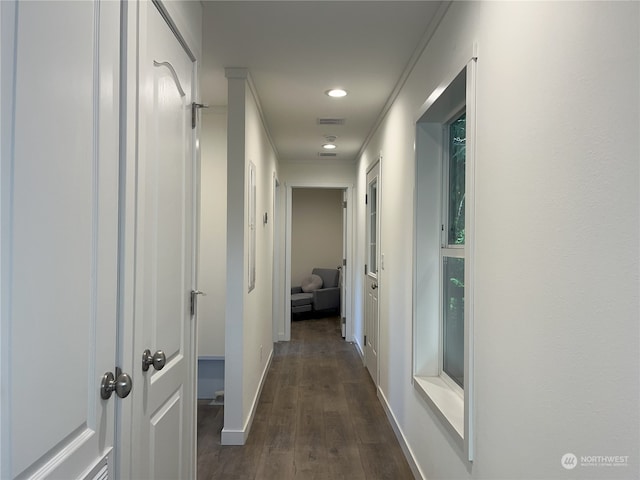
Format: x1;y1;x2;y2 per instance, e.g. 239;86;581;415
221;347;273;445
198;355;225;361
378;387;426;480
353;339;364;362
220;428;244;445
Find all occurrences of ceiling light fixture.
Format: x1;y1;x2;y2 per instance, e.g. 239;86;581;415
322;143;337;150
326;89;347;98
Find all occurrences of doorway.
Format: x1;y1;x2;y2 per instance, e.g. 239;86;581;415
283;183;353;342
291;187;343;306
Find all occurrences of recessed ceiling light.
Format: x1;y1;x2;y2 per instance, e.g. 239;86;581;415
326;89;347;98
322;143;337;150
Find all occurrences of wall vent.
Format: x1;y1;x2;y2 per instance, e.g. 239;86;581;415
317;118;345;125
82;455;109;480
318;152;338;157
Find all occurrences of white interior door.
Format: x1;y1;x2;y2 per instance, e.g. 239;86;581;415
364;162;380;383
1;1;121;478
130;3;196;479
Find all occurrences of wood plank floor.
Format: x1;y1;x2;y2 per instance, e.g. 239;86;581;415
197;316;415;480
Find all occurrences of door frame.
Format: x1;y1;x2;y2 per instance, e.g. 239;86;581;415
116;1;200;477
272;173;282;342
283;182;354;342
341;189;348;337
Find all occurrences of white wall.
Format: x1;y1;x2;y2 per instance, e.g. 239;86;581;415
355;2;639;479
223;69;279;444
243;76;278;428
291;188;343;287
280;161;355;185
198;107;227;357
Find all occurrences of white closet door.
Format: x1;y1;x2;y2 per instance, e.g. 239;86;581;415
127;3;197;479
1;1;120;478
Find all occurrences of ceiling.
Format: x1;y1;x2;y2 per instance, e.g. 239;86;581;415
201;1;445;165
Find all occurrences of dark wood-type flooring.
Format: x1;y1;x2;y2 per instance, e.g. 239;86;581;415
197;316;415;479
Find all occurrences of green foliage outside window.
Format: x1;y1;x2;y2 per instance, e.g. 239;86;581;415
443;112;466;388
448;114;466;246
443;257;464;387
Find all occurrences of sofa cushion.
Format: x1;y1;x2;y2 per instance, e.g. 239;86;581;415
291;292;314;307
301;274;323;292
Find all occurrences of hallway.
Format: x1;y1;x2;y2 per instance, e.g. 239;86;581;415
197;317;414;479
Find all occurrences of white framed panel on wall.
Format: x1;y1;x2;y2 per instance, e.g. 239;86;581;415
248;161;256;292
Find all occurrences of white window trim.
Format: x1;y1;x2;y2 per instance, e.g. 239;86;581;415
412;46;477;461
414;376;464;438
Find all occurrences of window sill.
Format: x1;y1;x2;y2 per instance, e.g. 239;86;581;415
414;375;464;446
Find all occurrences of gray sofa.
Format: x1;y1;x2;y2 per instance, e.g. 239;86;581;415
291;268;340;315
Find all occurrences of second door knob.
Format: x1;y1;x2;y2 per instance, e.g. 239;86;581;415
142;349;166;372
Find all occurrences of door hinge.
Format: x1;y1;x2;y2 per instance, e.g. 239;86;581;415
364;264;367;275
365;194;368;205
364;335;367;345
191;102;209;129
190;290;206;315
343;258;347;267
343;201;347;208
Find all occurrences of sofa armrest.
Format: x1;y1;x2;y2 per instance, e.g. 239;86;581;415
291;286;303;294
313;287;340;311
